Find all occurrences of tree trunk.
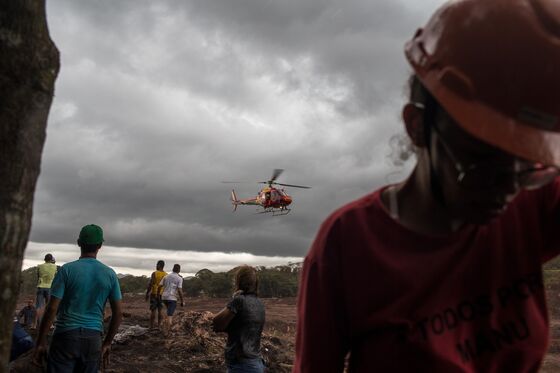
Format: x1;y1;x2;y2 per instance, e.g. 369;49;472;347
0;0;59;370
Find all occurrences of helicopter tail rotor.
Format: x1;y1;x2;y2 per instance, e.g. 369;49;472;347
230;189;239;212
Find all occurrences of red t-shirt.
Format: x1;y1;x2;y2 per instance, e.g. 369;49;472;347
294;179;560;373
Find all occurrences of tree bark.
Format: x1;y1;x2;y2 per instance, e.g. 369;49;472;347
0;1;59;370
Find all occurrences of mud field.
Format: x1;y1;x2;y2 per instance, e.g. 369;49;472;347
12;293;560;372
105;295;297;372
12;295;296;373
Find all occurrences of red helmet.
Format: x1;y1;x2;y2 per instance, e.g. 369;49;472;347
405;0;560;166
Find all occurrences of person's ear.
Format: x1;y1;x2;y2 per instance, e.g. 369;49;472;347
402;102;427;147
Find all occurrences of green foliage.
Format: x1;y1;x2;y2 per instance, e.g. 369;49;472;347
19;263;303;298
183;276;204;297
207;272;234;298
19;267;38;295
119;275;149;294
195;268;214;280
257;267;299;297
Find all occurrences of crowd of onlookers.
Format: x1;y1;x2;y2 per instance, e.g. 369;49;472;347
12;224;266;373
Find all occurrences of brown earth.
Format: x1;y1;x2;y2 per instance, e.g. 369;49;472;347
11;292;560;372
105;295;296;372
11;295;296;373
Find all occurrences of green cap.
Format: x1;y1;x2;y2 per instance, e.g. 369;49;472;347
78;224;104;245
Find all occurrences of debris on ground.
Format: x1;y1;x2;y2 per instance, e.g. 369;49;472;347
113;324;149;344
108;310;294;372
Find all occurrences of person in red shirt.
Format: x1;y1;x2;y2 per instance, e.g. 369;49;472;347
294;0;560;372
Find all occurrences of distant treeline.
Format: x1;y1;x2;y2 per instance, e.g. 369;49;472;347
19;263;302;298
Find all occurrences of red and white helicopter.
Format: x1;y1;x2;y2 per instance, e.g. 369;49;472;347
223;169;311;216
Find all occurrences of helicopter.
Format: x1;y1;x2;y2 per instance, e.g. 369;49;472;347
223;169;311;216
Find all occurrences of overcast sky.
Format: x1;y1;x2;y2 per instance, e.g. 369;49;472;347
25;0;446;275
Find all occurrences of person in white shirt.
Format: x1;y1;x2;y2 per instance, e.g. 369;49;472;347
158;264;184;335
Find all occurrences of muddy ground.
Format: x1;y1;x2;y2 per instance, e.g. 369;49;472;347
12;295;296;372
105;295;296;372
12;293;560;372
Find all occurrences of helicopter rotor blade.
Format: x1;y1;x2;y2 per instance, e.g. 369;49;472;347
221;181;253;184
272;182;311;189
270;169;284;183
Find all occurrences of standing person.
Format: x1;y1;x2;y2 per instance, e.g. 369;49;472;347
32;224;123;372
294;0;560;371
159;264;184;335
34;253;57;328
18;299;37;329
213;265;265;373
145;260;167;330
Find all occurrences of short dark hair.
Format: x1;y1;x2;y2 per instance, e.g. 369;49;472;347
235;265;259;295
173;264;180;273
79;242;102;253
157;260;165;270
44;254;53;262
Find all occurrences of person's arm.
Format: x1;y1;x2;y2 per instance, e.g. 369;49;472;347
145;273;154;301
213;294;242;332
293;218;349;373
32;297;61;366
101;299;123;370
157;277;165;298
177;278;184;306
102;273;123;370
178;288;184;307
212;307;235;332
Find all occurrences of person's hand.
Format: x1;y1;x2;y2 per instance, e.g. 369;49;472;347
102;342;111;370
32;342;47;367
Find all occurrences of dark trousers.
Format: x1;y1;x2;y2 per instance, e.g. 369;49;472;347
47;328;102;373
227;357;266;373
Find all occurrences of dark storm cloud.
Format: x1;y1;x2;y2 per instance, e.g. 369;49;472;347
29;0;445;263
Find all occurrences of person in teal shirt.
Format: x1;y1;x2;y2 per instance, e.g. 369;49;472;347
33;224;123;373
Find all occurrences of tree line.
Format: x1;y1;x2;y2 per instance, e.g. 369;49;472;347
19;263;302;299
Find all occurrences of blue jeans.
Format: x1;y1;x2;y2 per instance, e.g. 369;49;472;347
47;328;102;373
11;322;34;362
163;300;177;316
227;358;265;373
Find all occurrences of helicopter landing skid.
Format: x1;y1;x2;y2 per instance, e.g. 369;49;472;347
256;207;291;216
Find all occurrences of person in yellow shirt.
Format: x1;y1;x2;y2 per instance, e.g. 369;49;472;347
145;260;167;330
34;253;57;328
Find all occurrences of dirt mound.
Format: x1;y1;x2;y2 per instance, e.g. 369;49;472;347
107;310;293;372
